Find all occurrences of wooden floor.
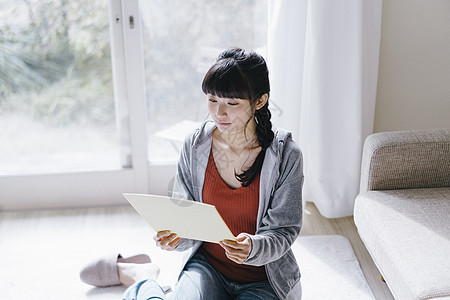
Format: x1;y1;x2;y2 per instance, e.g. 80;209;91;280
302;202;394;300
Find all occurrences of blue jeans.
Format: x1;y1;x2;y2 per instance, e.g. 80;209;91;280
123;252;279;300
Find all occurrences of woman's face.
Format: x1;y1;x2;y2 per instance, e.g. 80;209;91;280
207;94;254;134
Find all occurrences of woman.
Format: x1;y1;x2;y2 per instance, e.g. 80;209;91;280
87;48;303;299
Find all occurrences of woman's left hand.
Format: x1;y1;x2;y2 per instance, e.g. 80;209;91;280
219;233;252;264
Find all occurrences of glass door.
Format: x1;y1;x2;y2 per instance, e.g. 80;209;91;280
0;0;148;209
0;0;122;175
0;0;269;209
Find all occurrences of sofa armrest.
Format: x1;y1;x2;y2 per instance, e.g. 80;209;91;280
360;128;450;192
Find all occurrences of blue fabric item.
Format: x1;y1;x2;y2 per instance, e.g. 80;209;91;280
122;253;278;300
123;279;165;300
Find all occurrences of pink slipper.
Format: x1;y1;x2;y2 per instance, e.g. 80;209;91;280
80;253;151;287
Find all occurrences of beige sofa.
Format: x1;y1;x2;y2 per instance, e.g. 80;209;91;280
354;128;450;300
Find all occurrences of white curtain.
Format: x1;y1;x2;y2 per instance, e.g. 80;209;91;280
267;0;382;218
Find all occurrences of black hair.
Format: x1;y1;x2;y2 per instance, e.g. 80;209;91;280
202;48;274;187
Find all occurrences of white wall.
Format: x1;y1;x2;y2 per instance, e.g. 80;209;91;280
374;0;450;132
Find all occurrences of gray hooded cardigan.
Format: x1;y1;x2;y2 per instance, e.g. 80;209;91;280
172;120;304;299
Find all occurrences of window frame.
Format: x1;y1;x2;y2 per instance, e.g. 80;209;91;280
0;0;155;210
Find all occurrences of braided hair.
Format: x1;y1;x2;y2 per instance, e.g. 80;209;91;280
202;48;274;187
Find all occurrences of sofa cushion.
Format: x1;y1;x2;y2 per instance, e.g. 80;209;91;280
360;129;450;192
354;187;450;300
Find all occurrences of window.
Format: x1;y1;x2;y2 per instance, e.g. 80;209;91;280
0;0;269;209
0;0;121;175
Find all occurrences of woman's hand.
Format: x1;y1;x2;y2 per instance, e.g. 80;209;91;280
154;230;181;251
219;233;252;264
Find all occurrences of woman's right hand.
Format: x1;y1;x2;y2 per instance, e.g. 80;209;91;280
154;230;181;251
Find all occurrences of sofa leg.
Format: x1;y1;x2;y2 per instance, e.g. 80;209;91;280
381;274;385;282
